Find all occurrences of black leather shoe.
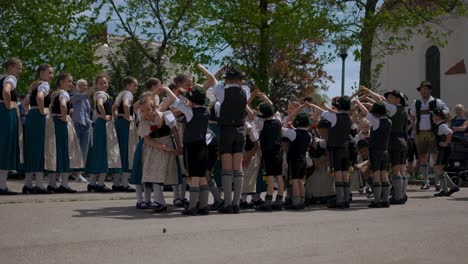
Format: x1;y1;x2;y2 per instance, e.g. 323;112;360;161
233;205;240;214
197;207;210;215
22;186;34;194
447;187;460;196
434;191;449;197
57;186;77;193
0;188;18;195
154;204;168;213
32;186;48;194
95;184;113;193
272;203;283;211
121;185;135;193
389;197;405;205
368;201;382;208
381;201;390;208
47;185;59;193
255;204;273;212
219;205;233;214
182;207;197;216
87;184;96;192
435;185;442;192
239;201;251;209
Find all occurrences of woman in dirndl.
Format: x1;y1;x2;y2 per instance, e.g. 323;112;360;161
0;58;22;195
23;64;54;194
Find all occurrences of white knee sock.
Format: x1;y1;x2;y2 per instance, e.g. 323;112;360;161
112;173;121;186
135;184;143;203
48;173;58;188
60;173;69;188
98;173;106;186
121;173;130;187
89;174;97;186
144;184;152;203
25;172;34;188
153;183;166;205
0;170;8;189
35;172;45;189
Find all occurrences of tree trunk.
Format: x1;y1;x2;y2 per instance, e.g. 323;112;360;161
359;0;378;89
257;0;270;92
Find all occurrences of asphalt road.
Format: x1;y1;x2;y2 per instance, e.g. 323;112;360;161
0;181;467;264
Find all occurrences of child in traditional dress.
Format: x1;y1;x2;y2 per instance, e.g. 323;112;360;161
111;76;138;193
432;108;460;197
239;119;261;209
85;75;121;192
171;85;212;215
24;64;54;194
0;58;22;195
308;97;353;209
354;100;392;208
255;102;284;211
137;88;178;212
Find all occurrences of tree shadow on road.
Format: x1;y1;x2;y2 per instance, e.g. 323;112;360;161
73;206;192;220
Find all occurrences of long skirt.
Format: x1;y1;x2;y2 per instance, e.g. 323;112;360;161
306;156;335;198
129;139;144;185
0;103;19;170
242;150;261;194
51;117;71;173
141;136;177;185
24;109;46;172
85;119;122;174
115;117;131;172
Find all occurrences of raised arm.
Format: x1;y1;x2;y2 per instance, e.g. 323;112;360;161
158;86;177;112
353;99;369;117
198;64;217;90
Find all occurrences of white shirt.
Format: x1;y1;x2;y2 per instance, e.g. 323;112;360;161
94;91;109;103
383;101;397;117
58;90;70;102
321;111;337;127
313;137;327;149
246;121;259;142
172;98;196;122
410;96;448;130
366;113;382;131
3;75;17;90
212;83;250;104
37;82;50;95
281;127;310;142
436;122;452;136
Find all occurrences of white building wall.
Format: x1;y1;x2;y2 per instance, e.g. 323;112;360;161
377;14;468;109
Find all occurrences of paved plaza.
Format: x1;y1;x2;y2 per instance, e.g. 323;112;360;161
0;181;467;264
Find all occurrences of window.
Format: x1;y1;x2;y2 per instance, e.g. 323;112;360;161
425;46;440;98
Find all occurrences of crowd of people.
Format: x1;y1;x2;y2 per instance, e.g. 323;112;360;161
0;57;467;215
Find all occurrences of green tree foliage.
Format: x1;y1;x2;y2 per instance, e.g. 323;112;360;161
106;0;205;81
198;0;338;94
106;38;159;98
0;0;104;94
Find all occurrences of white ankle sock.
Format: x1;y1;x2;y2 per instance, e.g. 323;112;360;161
48;173;58;188
121;173;130;187
60;173;69;188
135;184;143;203
112;173;121;186
144;184;152;203
89;174;97;185
98;173;106;186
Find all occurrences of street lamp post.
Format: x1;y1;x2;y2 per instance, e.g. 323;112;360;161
339;46;348;97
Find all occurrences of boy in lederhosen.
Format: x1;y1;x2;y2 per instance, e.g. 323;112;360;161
172;85;211;215
211;65;249;214
354;100;392;208
308;97;352;209
431;108;460;197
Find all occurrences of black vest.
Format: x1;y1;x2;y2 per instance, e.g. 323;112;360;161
0;76;18;102
117;96;134;116
415;98;437;133
51;92;72;115
327;112;352;148
183;107;209;143
370;116;392;150
30;84;51;107
259;119;282;152
435;122;448;149
287;129;312;161
390;105;407;137
97;98;112;115
150;122;171;138
218;85;246;126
